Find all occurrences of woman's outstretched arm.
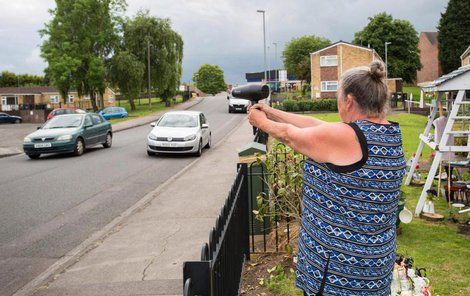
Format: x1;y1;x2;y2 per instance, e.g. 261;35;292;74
251;103;327;128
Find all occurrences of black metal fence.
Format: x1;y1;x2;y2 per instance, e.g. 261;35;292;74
183;163;250;296
182;140;304;295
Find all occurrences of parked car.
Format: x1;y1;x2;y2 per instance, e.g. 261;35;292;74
99;107;128;120
147;111;211;157
23;113;112;159
227;92;250;113
47;107;87;121
0;112;22;124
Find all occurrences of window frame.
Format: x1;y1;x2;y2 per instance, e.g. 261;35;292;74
320;55;338;67
50;95;59;104
67;95;74;103
321;81;338;92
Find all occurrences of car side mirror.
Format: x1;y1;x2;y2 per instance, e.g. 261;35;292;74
85;123;93;128
227;96;230;100
202;123;209;129
150;122;156;127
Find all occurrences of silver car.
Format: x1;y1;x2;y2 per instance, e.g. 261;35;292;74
147;111;211;157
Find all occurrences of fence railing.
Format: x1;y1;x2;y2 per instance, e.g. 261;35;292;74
183;163;250;296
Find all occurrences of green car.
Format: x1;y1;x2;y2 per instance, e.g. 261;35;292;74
23;113;112;159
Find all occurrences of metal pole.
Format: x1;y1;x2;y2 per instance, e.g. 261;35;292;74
273;42;278;91
257;10;266;84
147;39;151;109
385;41;391;79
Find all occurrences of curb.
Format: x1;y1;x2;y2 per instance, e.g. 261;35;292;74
13;115;248;296
112;98;204;133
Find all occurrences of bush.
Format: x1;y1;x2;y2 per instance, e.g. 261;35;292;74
277;99;337;112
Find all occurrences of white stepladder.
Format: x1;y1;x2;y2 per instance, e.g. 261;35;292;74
405;65;470;216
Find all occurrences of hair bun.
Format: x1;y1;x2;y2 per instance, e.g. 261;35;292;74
369;61;385;80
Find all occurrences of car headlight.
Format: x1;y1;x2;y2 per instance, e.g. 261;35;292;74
184;134;197;141
57;135;73;141
24;137;32;143
148;133;158;141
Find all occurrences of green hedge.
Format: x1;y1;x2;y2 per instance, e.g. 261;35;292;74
276;99;337;112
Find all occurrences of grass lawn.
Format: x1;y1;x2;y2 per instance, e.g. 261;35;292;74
108;97;183;124
266;112;470;295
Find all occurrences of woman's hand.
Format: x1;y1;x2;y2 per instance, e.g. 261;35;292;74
249;103;272;115
248;107;268;129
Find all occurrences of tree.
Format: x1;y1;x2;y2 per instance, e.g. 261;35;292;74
123;10;183;106
438;0;470;74
353;12;421;83
192;64;226;95
109;51;144;111
0;71;46;87
41;0;126;110
282;35;330;83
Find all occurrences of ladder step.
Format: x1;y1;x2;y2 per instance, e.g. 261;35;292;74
451;116;470;120
446;131;470;135
456;101;470;104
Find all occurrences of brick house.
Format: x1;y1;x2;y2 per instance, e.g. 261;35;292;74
310;41;383;99
416;32;441;84
0;86;115;111
461;45;470;67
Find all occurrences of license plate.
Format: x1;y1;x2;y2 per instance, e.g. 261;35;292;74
160;142;178;147
34;143;52;148
236;108;242;111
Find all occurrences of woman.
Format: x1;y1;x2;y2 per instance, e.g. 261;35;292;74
248;61;406;296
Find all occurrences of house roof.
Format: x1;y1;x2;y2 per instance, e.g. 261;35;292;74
461;45;470;59
0;86;58;95
421;32;438;45
421;64;470;92
310;40;378;56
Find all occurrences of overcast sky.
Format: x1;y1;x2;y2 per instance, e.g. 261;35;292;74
0;0;448;84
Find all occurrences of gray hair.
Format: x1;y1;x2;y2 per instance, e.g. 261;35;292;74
339;61;389;117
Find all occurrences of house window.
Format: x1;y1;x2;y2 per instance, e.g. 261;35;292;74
68;95;74;103
321;81;338;92
320;55;338;67
50;95;59;104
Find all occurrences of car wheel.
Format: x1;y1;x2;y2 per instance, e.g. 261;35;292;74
73;138;85;156
228;107;232;113
27;154;40;160
15;119;21;124
147;150;156;156
195;139;202;157
103;133;112;148
205;133;211;149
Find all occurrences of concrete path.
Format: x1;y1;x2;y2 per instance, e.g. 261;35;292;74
33;119;253;296
0;98;203;158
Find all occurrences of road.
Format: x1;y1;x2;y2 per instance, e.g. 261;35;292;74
0;95;245;296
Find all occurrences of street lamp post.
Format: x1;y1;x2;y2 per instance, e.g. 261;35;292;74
147;39;152;109
273;42;278;91
385;41;392;79
257;10;266;84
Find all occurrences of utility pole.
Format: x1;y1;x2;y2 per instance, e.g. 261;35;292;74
385;41;392;79
147;39;151;109
273;42;278;91
257;10;266;84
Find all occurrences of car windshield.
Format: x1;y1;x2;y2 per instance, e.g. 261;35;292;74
43;115;83;129
157;114;198;128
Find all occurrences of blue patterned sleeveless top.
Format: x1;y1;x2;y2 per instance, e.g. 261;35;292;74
296;120;407;296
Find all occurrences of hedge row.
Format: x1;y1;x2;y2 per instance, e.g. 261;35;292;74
276;99;337;112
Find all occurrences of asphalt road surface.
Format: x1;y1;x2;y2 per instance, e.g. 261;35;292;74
0;95;246;296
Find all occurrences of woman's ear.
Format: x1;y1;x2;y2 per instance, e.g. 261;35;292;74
346;94;355;111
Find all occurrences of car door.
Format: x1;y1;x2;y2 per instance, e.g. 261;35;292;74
82;114;99;146
199;113;209;146
0;113;7;123
91;114;107;142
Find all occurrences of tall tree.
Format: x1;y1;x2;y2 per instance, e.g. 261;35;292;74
108;51;144;111
192;64;226;95
282;35;330;83
123;10;183;107
353;12;421;83
438;0;470;74
41;0;126;110
0;71;46;87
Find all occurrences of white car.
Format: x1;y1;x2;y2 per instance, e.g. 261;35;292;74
147;111;211;157
227;93;250;113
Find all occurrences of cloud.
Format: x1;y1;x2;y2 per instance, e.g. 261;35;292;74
0;0;448;83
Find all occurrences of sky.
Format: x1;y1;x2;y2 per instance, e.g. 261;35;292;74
0;0;449;84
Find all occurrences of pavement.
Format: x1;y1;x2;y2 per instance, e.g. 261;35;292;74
0;98;203;158
31;118;253;295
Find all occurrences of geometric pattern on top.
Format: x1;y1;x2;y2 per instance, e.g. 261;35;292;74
296;120;407;296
